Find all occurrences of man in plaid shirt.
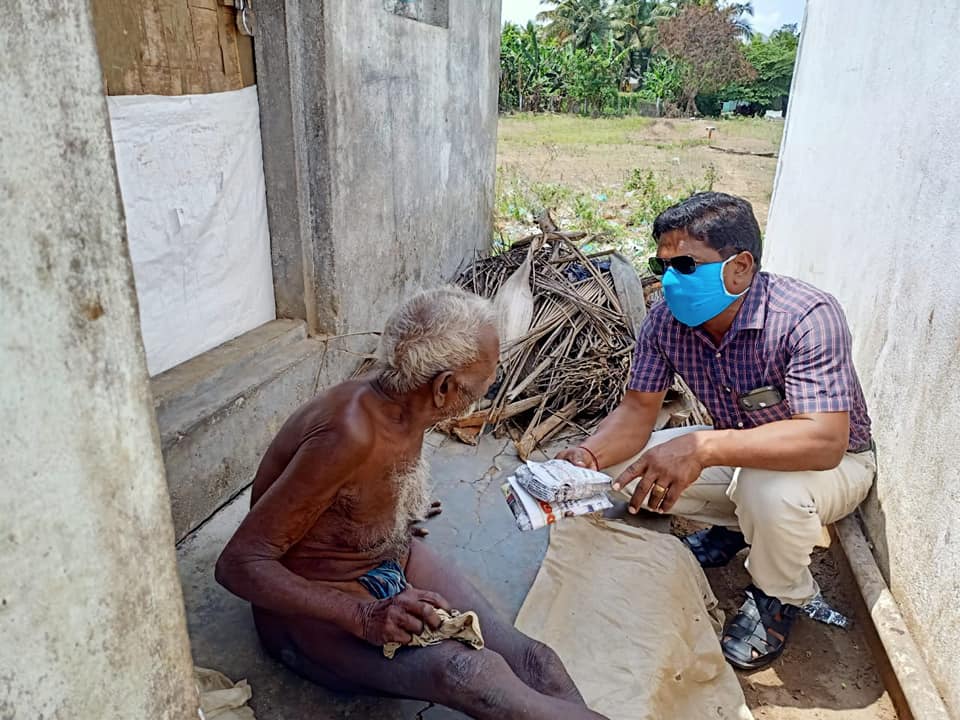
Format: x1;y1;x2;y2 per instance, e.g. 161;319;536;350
559;192;875;670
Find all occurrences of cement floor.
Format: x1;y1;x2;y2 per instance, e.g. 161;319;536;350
177;432;895;719
177;432;549;720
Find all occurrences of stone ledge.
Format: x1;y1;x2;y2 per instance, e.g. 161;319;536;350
153;320;338;540
833;514;952;720
153;319;309;446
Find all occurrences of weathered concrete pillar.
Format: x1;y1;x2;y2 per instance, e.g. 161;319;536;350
254;0;335;332
256;0;503;337
0;3;198;718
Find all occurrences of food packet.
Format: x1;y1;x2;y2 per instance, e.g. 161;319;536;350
514;459;613;503
501;475;613;532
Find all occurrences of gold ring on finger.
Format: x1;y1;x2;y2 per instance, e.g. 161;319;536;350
651;484;668;508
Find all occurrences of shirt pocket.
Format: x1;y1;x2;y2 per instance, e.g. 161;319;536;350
740;399;792;427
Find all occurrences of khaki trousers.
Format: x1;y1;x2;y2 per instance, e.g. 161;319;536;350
603;425;877;606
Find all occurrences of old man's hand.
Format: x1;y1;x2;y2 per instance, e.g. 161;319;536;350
612;432;704;514
358;587;452;646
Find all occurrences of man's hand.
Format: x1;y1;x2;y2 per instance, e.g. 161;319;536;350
356;586;452;646
410;500;444;537
612;432;704;514
555;446;598;470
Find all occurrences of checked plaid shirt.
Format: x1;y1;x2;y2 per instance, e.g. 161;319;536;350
629;272;872;452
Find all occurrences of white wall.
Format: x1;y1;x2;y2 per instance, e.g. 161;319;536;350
109;87;275;376
0;3;197;717
764;1;960;713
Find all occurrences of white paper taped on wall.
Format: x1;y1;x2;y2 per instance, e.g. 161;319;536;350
108;86;276;376
502;460;614;532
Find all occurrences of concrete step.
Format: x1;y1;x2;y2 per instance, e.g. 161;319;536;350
152;319;309;446
151;319;337;540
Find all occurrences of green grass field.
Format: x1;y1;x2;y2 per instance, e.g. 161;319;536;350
495;113;785;265
498;113;782;149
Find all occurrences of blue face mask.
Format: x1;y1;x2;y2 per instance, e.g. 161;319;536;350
661;257;747;327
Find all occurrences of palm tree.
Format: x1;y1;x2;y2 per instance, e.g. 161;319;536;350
537;0;612;49
724;2;755;39
609;0;659;83
610;0;659;50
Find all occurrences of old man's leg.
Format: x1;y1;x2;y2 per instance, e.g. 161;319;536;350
256;604;604;720
404;539;587;704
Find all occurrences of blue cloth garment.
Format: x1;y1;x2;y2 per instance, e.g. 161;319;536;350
357;560;408;600
662;256;747;327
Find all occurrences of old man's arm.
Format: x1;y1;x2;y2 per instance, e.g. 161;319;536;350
215;430;447;645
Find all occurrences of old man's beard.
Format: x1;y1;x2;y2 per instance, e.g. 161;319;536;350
355;456;430;561
446;380;484;420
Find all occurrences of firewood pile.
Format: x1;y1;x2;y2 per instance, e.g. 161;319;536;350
437;218;708;459
352;214;709;457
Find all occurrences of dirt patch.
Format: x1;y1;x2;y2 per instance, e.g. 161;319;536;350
672;518;898;719
497;115;782;230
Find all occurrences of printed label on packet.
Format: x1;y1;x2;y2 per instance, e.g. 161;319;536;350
501;475;612;532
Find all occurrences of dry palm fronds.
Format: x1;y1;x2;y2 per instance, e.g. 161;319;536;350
452;227;648;458
354;220;707;457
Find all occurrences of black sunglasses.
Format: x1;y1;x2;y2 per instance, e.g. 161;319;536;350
648;255;698;276
648;250;746;277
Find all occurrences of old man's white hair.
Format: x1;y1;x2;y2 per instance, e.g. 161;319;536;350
377;287;497;394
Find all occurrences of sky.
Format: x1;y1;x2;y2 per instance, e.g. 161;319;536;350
500;0;806;36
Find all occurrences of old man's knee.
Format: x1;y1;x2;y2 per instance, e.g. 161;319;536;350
521;640;573;694
431;649;511;710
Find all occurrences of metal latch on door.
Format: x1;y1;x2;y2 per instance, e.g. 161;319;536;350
222;0;255;36
235;0;254;36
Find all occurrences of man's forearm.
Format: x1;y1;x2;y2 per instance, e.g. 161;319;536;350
581;393;663;469
696;416;849;472
216;557;363;633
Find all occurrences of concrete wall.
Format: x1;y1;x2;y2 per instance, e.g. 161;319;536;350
0;3;197;718
256;0;502;336
322;0;502;333
150;0;502;539
764;1;960;713
151;0;504;539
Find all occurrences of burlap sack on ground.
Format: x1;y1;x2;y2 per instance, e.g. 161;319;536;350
515;517;753;720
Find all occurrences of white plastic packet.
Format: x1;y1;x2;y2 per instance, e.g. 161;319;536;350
502;475;613;532
515;459;613;503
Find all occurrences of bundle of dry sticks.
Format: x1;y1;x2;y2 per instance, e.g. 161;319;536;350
440;218;708;459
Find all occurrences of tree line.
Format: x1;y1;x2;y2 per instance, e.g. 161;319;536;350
499;0;799;117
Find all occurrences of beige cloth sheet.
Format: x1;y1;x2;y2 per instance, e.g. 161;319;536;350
195;667;256;720
384;608;485;659
515;517;753;720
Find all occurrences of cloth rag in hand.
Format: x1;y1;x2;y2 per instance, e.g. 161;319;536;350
383;608;485;659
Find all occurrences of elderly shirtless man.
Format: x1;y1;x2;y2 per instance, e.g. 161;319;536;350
216;288;604;720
